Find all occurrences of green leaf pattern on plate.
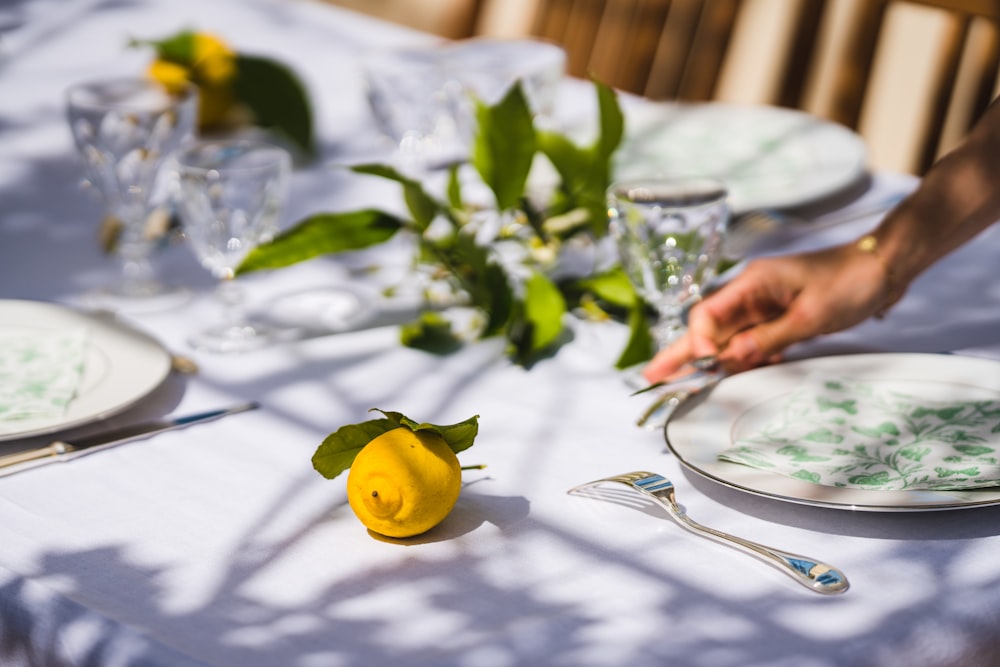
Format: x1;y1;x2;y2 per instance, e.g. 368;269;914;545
0;328;88;431
719;379;1000;491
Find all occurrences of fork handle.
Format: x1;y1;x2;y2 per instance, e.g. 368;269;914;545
657;498;849;595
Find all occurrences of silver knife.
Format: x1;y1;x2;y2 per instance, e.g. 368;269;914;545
0;402;259;477
635;372;724;430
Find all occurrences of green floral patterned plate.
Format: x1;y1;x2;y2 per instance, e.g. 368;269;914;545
665;353;1000;511
0;300;171;441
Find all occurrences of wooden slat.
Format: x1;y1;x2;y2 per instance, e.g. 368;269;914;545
918;13;971;171
676;0;742;100
905;0;1000;20
529;0;739;98
775;0;828;109
968;18;1000;124
643;0;698;98
525;0;1000;173
810;0;1000;172
828;0;890;130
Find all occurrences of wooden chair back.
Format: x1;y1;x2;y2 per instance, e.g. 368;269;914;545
530;0;745;100
487;0;1000;174
775;0;1000;174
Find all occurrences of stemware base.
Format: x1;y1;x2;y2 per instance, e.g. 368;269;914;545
188;320;272;354
84;282;190;314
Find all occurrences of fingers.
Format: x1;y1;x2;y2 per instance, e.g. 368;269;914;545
720;313;806;370
641;259;805;381
641;333;698;383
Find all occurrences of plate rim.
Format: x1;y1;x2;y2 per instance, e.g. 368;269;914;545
665;352;1000;512
616;101;869;213
0;299;172;441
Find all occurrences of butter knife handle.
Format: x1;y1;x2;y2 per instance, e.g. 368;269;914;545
0;441;73;470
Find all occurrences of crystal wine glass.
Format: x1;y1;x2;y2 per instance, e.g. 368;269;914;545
174;139;291;353
66;77;198;309
608;177;729;350
363;46;470;172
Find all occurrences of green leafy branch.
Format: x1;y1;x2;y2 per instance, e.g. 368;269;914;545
238;79;653;367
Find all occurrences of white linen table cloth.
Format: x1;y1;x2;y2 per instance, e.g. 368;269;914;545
3;1;1000;666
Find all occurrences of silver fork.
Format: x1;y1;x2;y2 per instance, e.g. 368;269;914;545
568;471;849;595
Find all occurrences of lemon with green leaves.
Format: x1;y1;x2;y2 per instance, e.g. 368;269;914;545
313;410;479;538
139;31;237;128
131;29;316;157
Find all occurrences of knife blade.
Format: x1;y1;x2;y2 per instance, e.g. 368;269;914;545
635;373;723;430
0;402;259;477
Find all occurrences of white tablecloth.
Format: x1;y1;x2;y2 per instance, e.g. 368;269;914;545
3;1;1000;666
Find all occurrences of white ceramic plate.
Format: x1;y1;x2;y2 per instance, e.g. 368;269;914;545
0;300;171;441
665;353;1000;511
615;102;868;213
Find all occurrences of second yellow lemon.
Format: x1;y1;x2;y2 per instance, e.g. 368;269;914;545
346;427;461;538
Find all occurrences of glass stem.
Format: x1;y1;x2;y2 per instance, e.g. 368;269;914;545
118;253;156;297
215;278;248;332
652;304;685;350
114;201;158;297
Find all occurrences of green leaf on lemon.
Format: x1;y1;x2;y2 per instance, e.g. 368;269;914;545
312;418;400;480
374;410;480;454
312;411;480;480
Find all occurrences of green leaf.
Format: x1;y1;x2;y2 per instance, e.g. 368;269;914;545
522;270;566;351
233;54;315;157
352;163;440;230
439;232;513;338
579;268;637;308
536;83;622;238
372;410;480;455
446;164;463;210
615;301;655;369
472;82;536;211
400;312;463;355
537;130;590;192
594;78;624;162
481;262;515;337
132;30;196;64
311;418;399;480
237;209;404;274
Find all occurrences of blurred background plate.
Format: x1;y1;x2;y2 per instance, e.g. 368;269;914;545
615;102;868;213
0;300;171;441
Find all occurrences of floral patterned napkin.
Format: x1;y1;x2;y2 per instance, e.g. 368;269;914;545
719;378;1000;491
0;328;89;432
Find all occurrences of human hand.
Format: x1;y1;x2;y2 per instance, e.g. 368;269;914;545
642;241;891;383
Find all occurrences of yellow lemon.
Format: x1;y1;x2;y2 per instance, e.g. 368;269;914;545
147;59;234;128
195;83;237;129
147;59;190;95
191;33;236;86
347;428;461;538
